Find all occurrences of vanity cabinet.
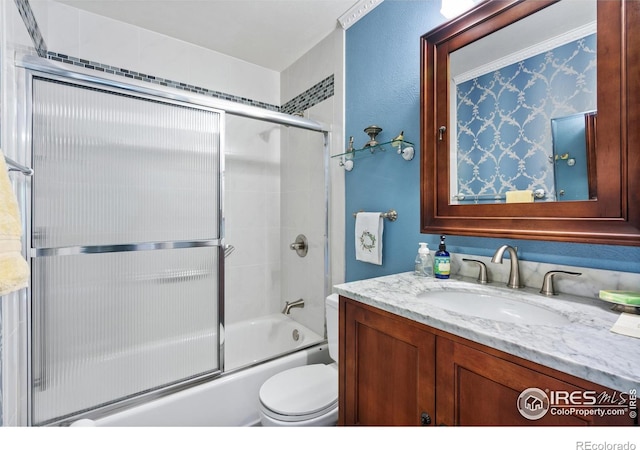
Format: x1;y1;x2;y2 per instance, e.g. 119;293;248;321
339;296;635;426
339;297;436;425
436;338;633;426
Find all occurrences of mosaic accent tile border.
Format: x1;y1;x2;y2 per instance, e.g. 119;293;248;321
44;52;334;114
281;75;334;115
45;51;282;111
14;0;47;57
14;1;333;113
44;51;335;114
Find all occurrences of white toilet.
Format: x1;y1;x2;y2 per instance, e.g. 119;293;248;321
258;294;339;426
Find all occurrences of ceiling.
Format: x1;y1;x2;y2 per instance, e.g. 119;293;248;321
54;0;363;72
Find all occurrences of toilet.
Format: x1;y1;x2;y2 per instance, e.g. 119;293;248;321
258;294;339;426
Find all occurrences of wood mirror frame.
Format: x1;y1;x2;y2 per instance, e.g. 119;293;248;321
420;0;639;246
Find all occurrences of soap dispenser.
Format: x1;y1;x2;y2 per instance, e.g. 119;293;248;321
414;243;433;277
434;235;451;279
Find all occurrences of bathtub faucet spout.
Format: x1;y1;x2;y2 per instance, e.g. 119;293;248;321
283;298;304;314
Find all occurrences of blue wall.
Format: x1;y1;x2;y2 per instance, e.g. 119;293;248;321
344;0;640;282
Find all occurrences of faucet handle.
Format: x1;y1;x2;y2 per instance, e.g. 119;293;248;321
539;270;582;296
462;258;489;284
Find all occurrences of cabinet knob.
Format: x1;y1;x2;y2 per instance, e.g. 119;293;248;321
420;412;432;425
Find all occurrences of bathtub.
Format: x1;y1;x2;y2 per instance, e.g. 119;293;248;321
223;313;325;371
72;314;328;427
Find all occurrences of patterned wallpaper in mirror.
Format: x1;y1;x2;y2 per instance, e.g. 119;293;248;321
454;33;596;202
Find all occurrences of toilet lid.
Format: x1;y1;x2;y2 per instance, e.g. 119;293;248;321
259;364;338;417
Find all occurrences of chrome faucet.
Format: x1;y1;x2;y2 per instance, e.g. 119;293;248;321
491;245;524;289
282;298;304;314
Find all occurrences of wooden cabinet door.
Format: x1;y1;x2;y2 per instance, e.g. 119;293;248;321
339;298;436;426
436;337;634;426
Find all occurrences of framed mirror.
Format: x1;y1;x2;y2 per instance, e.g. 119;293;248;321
420;0;639;246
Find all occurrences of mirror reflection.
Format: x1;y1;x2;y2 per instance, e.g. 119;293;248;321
448;0;596;204
551;111;596;201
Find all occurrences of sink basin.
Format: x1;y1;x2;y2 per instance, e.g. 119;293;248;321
417;290;570;326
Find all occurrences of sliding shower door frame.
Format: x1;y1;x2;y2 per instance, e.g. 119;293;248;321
4;54;331;426
22;68;225;426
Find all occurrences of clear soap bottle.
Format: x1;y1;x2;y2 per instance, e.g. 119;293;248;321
414;242;434;277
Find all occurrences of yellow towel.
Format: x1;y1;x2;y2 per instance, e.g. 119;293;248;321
505;190;534;203
0;151;29;296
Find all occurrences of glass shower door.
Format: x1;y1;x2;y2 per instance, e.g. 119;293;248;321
28;75;222;425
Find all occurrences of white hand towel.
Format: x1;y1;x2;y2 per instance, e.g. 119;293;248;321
355;212;383;265
0;151;29;296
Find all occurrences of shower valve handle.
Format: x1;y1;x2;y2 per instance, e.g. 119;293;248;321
290;234;308;257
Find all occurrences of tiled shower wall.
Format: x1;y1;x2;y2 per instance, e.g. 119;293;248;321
281;29;346;333
1;0;345;425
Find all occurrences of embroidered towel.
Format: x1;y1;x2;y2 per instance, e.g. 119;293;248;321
355;212;383;265
0;151;29;296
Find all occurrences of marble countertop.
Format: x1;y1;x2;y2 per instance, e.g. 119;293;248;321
334;272;640;394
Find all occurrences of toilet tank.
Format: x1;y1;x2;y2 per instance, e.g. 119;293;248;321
325;294;339;362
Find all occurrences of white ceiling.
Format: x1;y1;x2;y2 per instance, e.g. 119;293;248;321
54;0;363;72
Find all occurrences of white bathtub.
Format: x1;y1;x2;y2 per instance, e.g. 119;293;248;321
75;314;328;427
223;313;324;371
